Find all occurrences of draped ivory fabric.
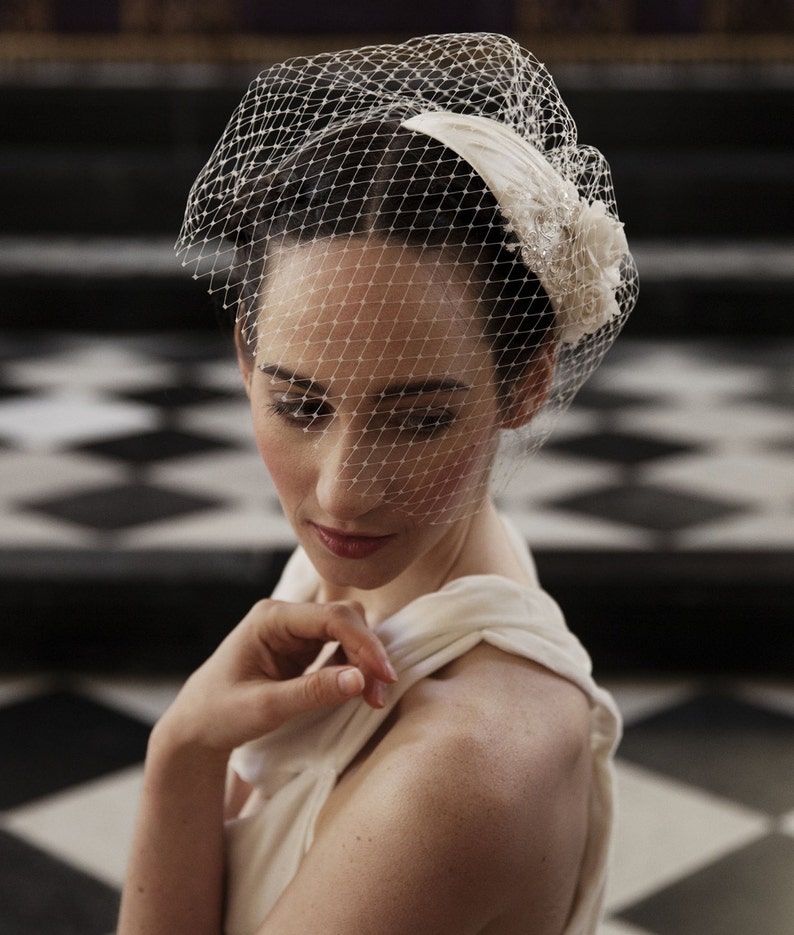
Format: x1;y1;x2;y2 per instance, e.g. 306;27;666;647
224;519;621;934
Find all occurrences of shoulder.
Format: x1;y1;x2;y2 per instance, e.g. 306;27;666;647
400;642;593;781
296;645;593;932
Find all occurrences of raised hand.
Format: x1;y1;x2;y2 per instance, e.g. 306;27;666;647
156;599;397;757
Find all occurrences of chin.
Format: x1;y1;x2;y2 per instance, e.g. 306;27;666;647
307;544;408;591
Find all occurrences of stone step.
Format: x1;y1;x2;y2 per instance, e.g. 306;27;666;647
2;146;791;238
1;69;792;237
2;236;792;335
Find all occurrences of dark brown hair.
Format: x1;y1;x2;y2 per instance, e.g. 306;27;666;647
228;118;555;390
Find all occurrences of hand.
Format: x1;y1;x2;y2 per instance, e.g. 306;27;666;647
155;600;397;757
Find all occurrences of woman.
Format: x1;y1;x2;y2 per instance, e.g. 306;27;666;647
119;34;637;935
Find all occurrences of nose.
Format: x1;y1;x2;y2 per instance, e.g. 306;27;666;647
314;425;385;521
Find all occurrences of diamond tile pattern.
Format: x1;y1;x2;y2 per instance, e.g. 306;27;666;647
550;482;744;533
0;333;789;551
0;689;150;810
0;677;790;934
23;481;222;531
616;834;794;935
77;427;234;465
545;430;696;465
617;693;794;815
0;829;120;935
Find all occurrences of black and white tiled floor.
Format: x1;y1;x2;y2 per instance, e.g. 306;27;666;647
0;331;791;553
0;331;792;933
0;675;792;935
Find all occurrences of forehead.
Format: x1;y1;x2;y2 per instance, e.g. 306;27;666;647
254;237;488;377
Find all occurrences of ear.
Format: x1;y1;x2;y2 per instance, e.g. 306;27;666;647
500;342;556;430
234;318;256;400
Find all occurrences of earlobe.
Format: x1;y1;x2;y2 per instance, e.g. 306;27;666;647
235;337;256;400
500;344;556;430
234;312;256;400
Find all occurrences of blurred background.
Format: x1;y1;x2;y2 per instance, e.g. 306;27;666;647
0;3;792;934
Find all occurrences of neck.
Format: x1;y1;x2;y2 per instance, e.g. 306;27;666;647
316;500;528;627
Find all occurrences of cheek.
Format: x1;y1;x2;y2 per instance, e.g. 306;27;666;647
395;424;498;518
252;418;310;504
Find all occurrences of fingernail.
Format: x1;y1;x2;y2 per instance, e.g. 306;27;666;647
338;668;365;697
384;659;398;682
373;680;387;708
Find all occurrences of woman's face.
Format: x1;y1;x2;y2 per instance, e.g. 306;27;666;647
241;238;505;591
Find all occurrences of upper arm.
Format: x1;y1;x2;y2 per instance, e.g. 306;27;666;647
255;650;593;935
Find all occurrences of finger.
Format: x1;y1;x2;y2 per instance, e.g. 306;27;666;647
261;665;367;728
252;601;396;685
322;604;397;685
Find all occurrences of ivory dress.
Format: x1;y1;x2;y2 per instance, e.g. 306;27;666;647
224;519;621;934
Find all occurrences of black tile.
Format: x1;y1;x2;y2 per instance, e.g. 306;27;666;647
571;386;657;411
0;383;28;402
0;333;64;363
617;833;794;935
77;427;234;464
618;692;794;815
23;481;220;531
545;430;695;465
120;384;237;409
742;386;794;413
550;483;743;533
123;332;230;363
0;830;120;935
0;689;150;808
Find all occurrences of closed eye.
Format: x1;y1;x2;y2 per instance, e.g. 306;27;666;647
392;407;456;437
268;396;330;430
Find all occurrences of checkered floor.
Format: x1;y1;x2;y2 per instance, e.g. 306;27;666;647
0;674;792;935
0;331;791;553
0;331;792;934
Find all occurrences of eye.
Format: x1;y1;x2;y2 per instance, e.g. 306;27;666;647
394;407;456;437
268;396;329;430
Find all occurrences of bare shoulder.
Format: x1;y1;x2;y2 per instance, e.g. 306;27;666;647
291;644;593;934
395;643;593;854
410;641;593;762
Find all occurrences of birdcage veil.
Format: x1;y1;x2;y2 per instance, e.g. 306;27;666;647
176;33;638;524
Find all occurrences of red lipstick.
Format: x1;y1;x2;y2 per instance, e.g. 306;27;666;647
311;523;392;559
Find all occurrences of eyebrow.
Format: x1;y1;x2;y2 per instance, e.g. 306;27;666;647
257;364;470;400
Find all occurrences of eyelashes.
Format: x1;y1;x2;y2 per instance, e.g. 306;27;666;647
267;397;455;438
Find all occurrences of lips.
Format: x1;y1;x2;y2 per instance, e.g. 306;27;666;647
310;523;393;559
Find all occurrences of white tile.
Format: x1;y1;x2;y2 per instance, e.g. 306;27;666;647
0;392;157;450
2;764;143;889
602;346;765;402
118;505;295;549
0;511;94;546
0;450;124;501
540;406;603;441
618;401;793;447
606;760;770;912
643;450;794;507
507;507;653;550
180;398;256;446
4;341;174;393
147;449;277;503
603;679;700;727
676;509;794;549
497;452;619;505
194;358;247;393
736;681;794;719
76;677;183;725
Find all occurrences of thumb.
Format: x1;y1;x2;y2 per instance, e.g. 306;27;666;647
263;666;366;728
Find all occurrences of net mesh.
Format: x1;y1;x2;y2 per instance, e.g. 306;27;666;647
176;33;639;524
